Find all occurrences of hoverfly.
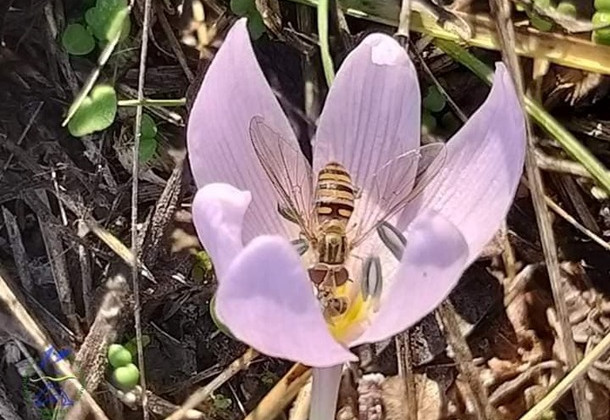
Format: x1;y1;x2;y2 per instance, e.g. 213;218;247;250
249;116;446;319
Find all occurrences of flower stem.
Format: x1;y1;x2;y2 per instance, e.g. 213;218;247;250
310;365;343;420
117;98;186;107
434;38;610;193
317;0;335;87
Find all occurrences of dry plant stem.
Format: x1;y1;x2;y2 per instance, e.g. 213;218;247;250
43;2;79;95
535;151;597;179
395;332;417;420
289;378;312;420
438;301;494;420
0;272;110;420
1;101;43;174
488;1;592;418
2;207;34;292
520;331;610;420
155;2;195;82
166;348;259;420
297;4;322;127
244;362;312;420
30;190;82;338
520;179;610;252
396;0;412;41
132;0;153;417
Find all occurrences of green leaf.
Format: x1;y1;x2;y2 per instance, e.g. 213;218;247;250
85;0;130;42
422;85;446;113
68;84;117;137
421;110;437;135
140;113;157;139
230;0;255;16
62;24;95;55
556;1;577;17
139;136;157;164
192;250;214;282
123;335;151;357
210;295;235;339
247;13;266;40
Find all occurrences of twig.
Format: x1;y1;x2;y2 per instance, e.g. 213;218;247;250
132;0;153;417
1;101;44;175
166;348;259;420
0;272;110;420
155;2;194;82
520;331;610;420
317;0;334;86
244;362;311;420
117;98;187;107
2;207;34;292
396;0;412;43
395;332;417;420
488;1;592;418
438;301;494;419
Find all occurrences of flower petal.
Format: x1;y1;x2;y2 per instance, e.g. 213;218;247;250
216;235;357;367
187;18;299;241
352;211;468;346
399;64;526;264
313;33;421;196
192;183;250;279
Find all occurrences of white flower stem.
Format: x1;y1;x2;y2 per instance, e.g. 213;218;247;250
310;365;343;420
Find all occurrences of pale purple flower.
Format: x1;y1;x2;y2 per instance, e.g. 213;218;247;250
188;18;525;418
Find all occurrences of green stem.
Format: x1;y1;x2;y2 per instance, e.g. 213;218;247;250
117;98;186;107
317;0;335;86
434;38;610;193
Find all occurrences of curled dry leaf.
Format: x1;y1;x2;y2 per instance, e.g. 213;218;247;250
382;374;444;420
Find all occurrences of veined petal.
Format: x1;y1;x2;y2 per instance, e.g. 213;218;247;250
187;18;300;241
399;64;526;264
192;183;250;280
216;236;357;367
313;33;421;218
352;211;468;346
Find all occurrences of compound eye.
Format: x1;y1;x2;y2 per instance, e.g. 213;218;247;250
334;268;349;286
308;268;327;285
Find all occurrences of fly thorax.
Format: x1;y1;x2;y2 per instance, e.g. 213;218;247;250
317;225;347;265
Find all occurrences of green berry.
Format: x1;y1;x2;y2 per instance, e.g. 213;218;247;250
595;0;610;12
422;85;446;113
592;12;610;45
441;112;460;133
108;344;132;368
112;363;140;390
556;1;577;17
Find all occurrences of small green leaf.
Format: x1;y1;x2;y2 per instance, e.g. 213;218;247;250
85;0;130;42
441;111;460;133
123;335;151;357
62;24;95;55
247;13;266;40
422;85;446;113
212;394;232;410
230;0;255;16
139;136;157;163
68;84;117;137
140;113;157;139
556;1;577;17
192;251;214;282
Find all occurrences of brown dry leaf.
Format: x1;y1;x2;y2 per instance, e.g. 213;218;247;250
542;67;608;107
382;374;444;420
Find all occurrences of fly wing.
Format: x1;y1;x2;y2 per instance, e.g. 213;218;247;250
350;143;447;248
249;116;317;241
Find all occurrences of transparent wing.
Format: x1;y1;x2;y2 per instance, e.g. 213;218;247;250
349;143;447;248
249;116;317;241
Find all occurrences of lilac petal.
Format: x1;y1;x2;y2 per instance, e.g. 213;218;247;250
192;183;250;279
310;365;343;420
313;33;421;197
216;235;357;367
187;18;300;241
352;211;468;346
399;64;526;264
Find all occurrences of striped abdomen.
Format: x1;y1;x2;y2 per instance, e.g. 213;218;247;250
314;162;355;224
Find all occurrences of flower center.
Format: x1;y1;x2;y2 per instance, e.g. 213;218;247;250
324;283;370;342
